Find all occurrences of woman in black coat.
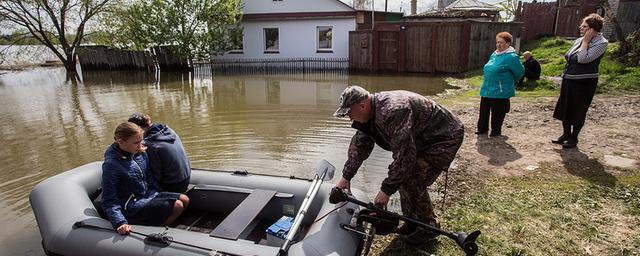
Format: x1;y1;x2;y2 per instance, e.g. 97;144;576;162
553;13;608;148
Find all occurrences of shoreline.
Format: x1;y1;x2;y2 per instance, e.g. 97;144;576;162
369;79;640;255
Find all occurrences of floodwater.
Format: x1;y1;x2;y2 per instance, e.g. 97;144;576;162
0;67;454;255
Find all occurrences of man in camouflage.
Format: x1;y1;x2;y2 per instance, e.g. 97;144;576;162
334;85;464;245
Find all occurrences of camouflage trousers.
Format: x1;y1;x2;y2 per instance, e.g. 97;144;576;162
398;134;463;225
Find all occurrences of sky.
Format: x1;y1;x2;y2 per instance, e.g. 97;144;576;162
1;0;522;34
338;0;510;14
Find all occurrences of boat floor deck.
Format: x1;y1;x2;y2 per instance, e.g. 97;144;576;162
170;209;275;244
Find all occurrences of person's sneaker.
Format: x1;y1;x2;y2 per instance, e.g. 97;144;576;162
395;223;417;235
403;227;439;246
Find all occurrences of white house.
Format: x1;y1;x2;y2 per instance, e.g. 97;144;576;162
215;0;356;61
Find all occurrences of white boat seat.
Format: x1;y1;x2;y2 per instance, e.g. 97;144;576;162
210;189;277;240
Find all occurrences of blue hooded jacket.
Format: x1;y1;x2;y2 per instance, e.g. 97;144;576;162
480;46;525;99
144;124;191;186
101;144;159;228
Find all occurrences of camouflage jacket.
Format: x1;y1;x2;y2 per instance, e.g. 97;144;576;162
342;90;464;195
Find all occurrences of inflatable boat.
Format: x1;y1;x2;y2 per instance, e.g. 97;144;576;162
30;161;369;256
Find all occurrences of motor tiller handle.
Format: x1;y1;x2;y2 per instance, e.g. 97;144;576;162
329;187;480;256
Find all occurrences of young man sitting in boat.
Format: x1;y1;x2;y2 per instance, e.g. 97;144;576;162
128;112;191;193
102;122;190;234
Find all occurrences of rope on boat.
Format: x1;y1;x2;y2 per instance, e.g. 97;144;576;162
72;221;241;256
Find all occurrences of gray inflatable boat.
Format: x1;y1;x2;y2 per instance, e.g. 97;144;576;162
30;161;369;256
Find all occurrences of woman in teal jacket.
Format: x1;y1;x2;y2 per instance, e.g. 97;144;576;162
476;32;525;137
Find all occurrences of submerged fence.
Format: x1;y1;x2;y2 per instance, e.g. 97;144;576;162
210;58;349;74
77;47;349;74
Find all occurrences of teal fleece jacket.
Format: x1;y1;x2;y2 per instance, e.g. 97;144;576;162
480;46;525;99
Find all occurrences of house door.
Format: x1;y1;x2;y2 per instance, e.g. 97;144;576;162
378;31;399;72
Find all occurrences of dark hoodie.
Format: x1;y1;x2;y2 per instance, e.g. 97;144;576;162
144;124;191;187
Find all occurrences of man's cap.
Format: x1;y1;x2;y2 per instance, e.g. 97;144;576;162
334;85;370;118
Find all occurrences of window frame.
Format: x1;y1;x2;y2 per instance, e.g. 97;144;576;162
263;27;280;54
228;27;244;54
316;26;333;53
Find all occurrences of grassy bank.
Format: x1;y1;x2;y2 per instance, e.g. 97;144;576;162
369;37;640;255
438;168;640;255
464;37;640;96
371;167;640;255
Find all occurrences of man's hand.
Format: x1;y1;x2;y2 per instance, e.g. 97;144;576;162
335;177;351;191
116;224;132;235
373;190;390;209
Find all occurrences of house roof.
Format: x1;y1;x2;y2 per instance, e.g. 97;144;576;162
445;0;500;11
242;0;355;15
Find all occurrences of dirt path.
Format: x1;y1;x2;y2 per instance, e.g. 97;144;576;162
431;85;640;205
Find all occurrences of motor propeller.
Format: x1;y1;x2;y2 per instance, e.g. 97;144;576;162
330;187;480;256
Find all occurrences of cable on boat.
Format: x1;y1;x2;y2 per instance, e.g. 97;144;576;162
313;201;348;224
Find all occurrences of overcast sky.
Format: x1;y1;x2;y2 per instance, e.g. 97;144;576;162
1;0;517;34
339;0;509;14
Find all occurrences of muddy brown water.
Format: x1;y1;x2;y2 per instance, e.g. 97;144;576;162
0;67;453;255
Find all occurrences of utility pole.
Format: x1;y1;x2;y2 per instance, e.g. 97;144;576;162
371;0;375;30
411;0;417;15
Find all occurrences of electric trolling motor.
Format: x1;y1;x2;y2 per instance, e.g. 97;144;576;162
329;187;480;256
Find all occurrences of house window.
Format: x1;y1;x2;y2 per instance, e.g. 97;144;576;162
264;28;279;53
317;26;333;53
228;27;244;54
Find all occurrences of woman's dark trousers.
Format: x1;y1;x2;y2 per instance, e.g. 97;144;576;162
477;97;510;136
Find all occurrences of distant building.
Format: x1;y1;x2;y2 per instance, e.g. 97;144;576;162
355;10;404;30
407;0;500;22
602;0;640;40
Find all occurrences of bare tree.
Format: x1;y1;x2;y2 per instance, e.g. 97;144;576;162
0;0;113;73
353;0;372;10
496;0;518;22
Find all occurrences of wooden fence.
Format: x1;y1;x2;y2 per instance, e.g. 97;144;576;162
77;45;191;72
515;2;557;42
152;46;191;71
77;46;155;71
210;58;349;74
349;20;522;73
515;0;602;42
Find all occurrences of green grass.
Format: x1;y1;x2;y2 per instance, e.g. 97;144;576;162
462;37;640;97
462;75;558;98
520;37;573;77
374;168;640;255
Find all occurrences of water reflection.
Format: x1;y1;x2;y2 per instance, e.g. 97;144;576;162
0;68;453;255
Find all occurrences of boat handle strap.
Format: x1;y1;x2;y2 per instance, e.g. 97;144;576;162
72;221;242;256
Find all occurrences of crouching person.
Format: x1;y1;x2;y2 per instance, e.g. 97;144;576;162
102;122;190;235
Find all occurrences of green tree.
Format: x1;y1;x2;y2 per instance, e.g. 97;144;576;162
0;0;113;73
99;0;242;64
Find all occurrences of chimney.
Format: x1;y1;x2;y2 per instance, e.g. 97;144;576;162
411;0;417;15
